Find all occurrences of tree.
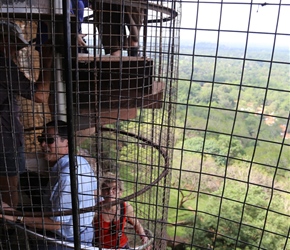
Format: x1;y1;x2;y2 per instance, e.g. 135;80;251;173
184;183;288;249
171;150;200;208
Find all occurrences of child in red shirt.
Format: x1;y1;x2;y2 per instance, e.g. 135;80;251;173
93;172;151;249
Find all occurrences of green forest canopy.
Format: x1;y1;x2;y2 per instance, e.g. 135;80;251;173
168;43;289;249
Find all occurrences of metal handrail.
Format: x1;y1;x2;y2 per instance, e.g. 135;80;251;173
83;0;178;24
6;220;154;250
4;126;169;218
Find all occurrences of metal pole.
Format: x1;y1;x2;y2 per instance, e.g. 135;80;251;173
55;53;67;121
61;0;81;249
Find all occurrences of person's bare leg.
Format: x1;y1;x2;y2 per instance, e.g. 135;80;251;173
0;175;19;208
127;24;140;56
130;41;138;48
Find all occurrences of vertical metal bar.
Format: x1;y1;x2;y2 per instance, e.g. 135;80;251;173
55;53;67;121
61;0;81;249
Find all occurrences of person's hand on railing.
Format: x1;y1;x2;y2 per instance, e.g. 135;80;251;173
141;235;152;250
0;201;17;223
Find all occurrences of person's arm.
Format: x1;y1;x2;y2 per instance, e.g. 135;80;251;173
77;34;87;47
16;215;61;231
0;202;61;231
33;44;53;103
126;203;151;249
3;215;61;231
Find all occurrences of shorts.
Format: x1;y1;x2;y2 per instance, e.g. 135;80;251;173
0;146;26;176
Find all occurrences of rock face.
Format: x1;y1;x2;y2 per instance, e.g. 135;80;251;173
15;21;97;169
16;21;51;153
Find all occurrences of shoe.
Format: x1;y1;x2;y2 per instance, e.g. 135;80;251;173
127;47;139;56
79;47;89;54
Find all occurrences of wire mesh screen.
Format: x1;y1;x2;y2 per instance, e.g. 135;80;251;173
171;1;289;249
0;0;289;250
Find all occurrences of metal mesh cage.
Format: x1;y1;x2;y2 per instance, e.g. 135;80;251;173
0;0;289;250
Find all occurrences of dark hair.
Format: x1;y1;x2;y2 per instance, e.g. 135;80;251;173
45;120;68;139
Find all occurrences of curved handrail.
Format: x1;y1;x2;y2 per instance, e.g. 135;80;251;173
83;0;178;24
7;220;154;250
4;126;169;217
